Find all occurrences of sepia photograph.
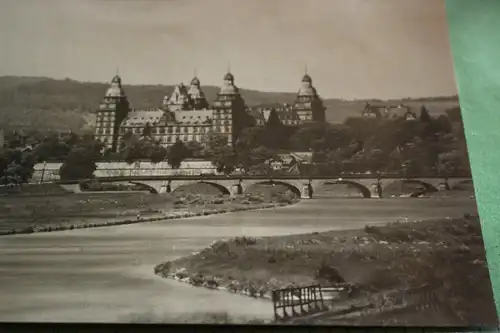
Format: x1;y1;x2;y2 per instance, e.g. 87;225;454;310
0;0;498;327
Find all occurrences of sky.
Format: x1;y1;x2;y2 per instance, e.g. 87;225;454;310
0;0;458;99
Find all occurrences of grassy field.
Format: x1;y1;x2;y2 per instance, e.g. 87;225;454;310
155;215;497;327
0;183;299;235
0;192;174;234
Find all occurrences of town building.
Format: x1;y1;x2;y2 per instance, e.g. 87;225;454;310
94;72;326;152
362;103;418;121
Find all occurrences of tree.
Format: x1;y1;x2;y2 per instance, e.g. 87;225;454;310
236;126;267;150
205;134;237;175
32;134;71;162
0;149;37;186
167;140;189;169
150;144;168;164
445;107;463;123
420;105;432;123
437;150;466;177
59;147;99;180
184;140;204;158
120;133;149;164
142;123;152;138
288;123;352;152
264;109;288;149
435;115;452;133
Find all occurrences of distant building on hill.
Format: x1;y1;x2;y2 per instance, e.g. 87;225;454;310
362;103;418;121
94;71;326;152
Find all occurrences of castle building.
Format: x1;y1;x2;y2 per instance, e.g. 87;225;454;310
94;72;326;152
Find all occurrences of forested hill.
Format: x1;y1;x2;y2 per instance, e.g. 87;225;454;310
0;76;459;133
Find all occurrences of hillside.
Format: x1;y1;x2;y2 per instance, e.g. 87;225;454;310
0;76;459;132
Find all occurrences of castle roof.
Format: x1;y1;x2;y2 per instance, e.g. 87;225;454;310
219;72;239;95
302;74;312;83
121;109;163;127
188;77;207;103
190;76;200;86
297;74;318;98
105;74;125;98
165;83;191;109
174;109;213;124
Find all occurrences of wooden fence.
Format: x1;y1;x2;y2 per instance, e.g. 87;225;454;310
271;285;327;322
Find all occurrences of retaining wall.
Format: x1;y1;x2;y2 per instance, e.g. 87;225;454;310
31;160;219;182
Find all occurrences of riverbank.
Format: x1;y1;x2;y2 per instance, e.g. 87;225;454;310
154;214;497;327
0;183;300;236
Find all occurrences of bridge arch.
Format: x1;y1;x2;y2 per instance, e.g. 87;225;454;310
449;179;473;191
128;182;159;194
322;180;371;198
172;181;230;196
247;180;302;197
401;180;438;195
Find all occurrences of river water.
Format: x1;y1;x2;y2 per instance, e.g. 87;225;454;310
0;197;478;323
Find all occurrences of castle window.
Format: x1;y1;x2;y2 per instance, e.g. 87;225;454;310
175;127;180;133
183;135;189;141
193;127;198;133
225;126;230;132
167;136;172;143
183;127;189;133
224;120;229;125
216;126;221;132
159;127;165;134
167;127;173;134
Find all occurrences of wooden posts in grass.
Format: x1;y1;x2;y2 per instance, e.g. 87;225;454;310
271;284;326;322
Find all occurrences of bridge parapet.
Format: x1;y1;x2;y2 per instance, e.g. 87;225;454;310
101;176;474;199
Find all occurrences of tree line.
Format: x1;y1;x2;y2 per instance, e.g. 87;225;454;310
0;105;470;185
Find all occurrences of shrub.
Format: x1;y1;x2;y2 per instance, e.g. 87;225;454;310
204;276;219;289
232;236;257;246
190;274;205;286
248;284;258;297
316;262;345;284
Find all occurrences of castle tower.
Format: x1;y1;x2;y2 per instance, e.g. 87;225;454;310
164;83;192;111
211;72;253;146
94;74;130;152
293;73;326;123
188;76;209;110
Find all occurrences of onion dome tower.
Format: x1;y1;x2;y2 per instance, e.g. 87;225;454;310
94;73;130;152
188;76;209;110
212;71;251;146
293;72;326;123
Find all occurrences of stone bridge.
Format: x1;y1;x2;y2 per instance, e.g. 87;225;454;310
94;176;473;199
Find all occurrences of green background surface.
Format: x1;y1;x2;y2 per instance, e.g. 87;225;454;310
446;0;500;320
